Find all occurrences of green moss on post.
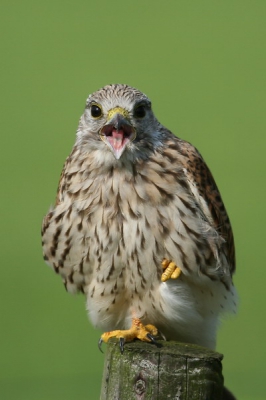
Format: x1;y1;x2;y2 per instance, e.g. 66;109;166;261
100;340;224;400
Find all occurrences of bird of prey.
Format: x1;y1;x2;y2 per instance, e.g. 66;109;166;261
42;84;237;352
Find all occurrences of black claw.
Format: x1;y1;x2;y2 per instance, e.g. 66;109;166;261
146;333;162;348
159;330;167;341
119;337;125;354
98;338;104;353
146;333;157;344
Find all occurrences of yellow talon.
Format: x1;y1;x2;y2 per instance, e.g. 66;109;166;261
99;318;158;352
161;259;182;282
162;259;169;269
161;261;176;281
171;267;182;279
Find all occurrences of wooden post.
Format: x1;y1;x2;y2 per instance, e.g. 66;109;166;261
100;340;226;400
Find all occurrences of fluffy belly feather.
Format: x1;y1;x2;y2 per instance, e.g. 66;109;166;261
42;164;236;350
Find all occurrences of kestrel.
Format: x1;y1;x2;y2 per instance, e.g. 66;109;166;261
42;84;237;352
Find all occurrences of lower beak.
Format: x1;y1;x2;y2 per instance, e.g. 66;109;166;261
100;113;136;160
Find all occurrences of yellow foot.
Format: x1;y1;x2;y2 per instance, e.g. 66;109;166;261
98;318;158;353
161;259;182;282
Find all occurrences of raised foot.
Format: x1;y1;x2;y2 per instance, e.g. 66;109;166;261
161;259;182;282
98;318;158;353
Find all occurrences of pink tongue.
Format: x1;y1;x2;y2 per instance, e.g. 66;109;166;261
112;129;124;140
106;128;130;158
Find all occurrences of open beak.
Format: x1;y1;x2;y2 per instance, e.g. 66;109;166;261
99;108;136;160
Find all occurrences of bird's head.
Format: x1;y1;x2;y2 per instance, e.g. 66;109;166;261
77;84;161;161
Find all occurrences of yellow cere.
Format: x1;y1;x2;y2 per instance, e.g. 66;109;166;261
107;107;129;121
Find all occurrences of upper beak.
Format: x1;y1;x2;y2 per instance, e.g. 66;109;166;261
100;111;136;160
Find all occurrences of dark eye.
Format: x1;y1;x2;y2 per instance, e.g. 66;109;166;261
134;105;146;118
91;103;102;118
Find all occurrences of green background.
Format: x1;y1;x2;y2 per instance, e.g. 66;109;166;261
1;1;265;399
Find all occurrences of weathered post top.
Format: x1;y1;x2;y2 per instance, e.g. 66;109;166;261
100;340;226;400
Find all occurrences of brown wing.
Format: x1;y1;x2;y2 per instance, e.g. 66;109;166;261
164;137;235;275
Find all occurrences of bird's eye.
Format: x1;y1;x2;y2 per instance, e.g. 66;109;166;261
134;105;146;118
90;103;102;118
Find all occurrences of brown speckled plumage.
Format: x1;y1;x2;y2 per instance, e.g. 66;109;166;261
42;84;237;349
